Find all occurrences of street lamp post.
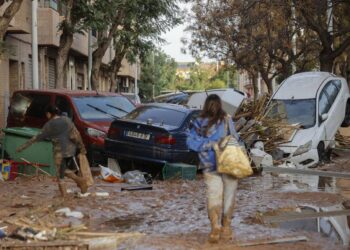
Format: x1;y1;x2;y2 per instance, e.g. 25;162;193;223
32;0;39;89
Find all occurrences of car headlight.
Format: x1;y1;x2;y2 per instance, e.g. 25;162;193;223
293;140;312;156
86;128;106;138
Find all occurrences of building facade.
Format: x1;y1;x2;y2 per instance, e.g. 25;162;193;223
0;0;137;128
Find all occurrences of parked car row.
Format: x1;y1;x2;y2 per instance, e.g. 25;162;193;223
5;72;350;170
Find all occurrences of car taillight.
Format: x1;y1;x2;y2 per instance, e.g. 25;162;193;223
108;127;121;138
155;135;176;145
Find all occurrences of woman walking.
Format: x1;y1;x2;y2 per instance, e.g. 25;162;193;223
187;94;240;243
17;104;88;196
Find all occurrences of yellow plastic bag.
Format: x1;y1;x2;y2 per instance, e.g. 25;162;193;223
214;116;253;179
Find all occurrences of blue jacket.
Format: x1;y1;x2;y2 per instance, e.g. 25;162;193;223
186;116;240;172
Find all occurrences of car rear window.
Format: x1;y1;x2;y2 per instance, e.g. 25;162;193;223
124;106;187;127
73;96;135;120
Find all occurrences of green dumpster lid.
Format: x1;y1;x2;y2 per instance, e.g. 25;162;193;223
2;127;42;137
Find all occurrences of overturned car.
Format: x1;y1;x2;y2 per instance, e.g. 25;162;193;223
266;72;350;168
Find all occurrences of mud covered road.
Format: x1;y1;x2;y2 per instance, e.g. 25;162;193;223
0;169;347;249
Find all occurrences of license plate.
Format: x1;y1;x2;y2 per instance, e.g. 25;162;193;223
126;131;150;140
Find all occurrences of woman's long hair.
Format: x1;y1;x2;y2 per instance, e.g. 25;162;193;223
200;94;226;134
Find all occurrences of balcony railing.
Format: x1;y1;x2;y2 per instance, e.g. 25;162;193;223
39;0;58;11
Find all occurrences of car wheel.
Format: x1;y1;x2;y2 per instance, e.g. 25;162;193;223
341;100;350;127
317;142;326;162
317;142;332;163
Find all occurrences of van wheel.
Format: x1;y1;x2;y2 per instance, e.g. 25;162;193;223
317;142;326;162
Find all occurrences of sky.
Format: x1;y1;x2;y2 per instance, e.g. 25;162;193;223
161;23;194;62
161;3;195;63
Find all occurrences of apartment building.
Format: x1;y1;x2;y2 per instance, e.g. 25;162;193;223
0;0;137;128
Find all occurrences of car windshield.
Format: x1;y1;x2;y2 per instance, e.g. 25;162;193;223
73;96;135;120
267;99;316;129
124;106;186;127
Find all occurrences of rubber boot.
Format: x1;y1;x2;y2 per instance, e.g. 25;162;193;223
65;171;88;193
58;181;67;197
208;206;221;243
220;216;233;241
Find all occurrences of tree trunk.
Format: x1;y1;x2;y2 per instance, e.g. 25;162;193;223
55;0;74;89
320;52;334;72
91;20;121;90
260;72;273;94
56;32;73;88
109;55;124;92
0;0;23;40
109;71;117;92
249;72;258;100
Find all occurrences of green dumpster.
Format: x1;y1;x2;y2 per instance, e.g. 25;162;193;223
1;127;56;176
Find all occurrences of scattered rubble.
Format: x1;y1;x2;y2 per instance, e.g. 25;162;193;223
336;131;350;148
234;94;300;153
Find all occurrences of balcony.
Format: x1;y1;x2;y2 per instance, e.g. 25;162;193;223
118;58;138;79
3;0;31;34
37;8;60;46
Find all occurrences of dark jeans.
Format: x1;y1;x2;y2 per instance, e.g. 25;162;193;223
59;157;78;179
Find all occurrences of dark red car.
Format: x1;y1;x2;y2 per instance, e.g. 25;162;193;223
7;89;135;166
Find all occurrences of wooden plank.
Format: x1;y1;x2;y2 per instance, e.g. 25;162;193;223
0;241;89;248
263;166;350;179
263;209;350;223
121;184;153;191
20;158;51;176
237;236;308;247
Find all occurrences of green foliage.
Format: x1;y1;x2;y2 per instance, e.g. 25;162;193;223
139;49;178;98
173;61;237;91
206;79;225;89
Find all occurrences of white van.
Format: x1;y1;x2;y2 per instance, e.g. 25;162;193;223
267;72;350;168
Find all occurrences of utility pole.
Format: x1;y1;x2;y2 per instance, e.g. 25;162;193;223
87;0;93;90
152;51;155;98
327;0;333;47
291;2;297;74
32;0;39;89
134;61;138;97
88;30;92;90
226;70;230;88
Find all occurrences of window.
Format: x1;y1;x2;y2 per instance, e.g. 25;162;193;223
73;96;135;120
324;81;340;107
39;0;58;10
333;80;342;89
318;80;341;118
55;96;73;118
26;94;51;118
267;99;316;129
125;106;187;127
318;92;331;116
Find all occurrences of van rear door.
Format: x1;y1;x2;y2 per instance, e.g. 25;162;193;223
7;92;51;128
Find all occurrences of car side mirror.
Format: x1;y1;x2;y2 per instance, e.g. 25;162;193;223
321;113;329;122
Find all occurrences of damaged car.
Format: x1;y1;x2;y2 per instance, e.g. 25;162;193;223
266;72;350;168
105;103;200;167
6;90;136;166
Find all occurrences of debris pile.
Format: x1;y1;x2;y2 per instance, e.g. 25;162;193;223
335;131;350;148
0;203;87;244
234;95;300;153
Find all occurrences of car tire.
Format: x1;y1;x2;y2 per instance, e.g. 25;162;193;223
317;142;326;162
341;100;350;127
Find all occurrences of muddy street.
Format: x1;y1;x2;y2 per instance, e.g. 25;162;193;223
0;169;347;249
